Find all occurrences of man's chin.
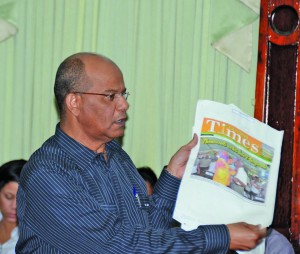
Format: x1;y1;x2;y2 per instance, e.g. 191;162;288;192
113;130;125;144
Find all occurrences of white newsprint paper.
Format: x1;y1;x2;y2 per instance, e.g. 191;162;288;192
173;100;284;254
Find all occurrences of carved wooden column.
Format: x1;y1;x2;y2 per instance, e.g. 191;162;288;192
255;0;300;250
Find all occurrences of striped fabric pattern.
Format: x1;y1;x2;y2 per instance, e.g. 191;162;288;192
16;125;230;253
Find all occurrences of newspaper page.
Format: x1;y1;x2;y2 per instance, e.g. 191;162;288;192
173;100;284;254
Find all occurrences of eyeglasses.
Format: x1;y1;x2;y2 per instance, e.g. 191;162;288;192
73;91;130;102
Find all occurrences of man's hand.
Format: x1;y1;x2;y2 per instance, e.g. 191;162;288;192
166;134;198;179
227;222;266;250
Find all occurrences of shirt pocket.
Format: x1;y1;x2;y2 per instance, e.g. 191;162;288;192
99;204;119;216
134;195;150;211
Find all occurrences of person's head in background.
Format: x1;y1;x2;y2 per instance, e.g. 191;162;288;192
0;159;26;225
137;167;158;195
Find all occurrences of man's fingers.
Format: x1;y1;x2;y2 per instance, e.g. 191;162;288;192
227;222;267;250
246;224;267;238
258;227;267;238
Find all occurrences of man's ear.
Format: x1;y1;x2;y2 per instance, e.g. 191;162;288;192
65;93;81;116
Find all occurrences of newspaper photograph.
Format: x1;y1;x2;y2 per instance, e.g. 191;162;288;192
173;100;284;254
191;117;273;204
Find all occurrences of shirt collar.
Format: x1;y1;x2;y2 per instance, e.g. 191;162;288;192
53;123;122;166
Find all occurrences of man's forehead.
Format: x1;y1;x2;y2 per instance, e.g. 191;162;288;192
84;56;120;75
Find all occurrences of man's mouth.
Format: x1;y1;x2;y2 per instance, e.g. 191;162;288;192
116;118;127;125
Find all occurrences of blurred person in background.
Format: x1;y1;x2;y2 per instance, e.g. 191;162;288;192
0;159;26;254
137;166;157;195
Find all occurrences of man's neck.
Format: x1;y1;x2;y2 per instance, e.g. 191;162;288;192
59;121;108;154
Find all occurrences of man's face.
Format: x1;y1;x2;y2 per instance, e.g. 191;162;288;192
76;57;129;146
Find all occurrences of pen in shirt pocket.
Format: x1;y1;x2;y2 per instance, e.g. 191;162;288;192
133;186;142;207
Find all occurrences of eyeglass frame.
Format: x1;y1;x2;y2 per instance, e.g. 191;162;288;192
72;91;130;102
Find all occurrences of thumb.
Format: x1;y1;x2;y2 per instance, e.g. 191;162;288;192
186;133;198;150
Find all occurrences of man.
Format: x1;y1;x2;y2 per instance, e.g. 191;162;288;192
16;53;265;253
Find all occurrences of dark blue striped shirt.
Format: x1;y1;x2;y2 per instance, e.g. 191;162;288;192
16;126;230;253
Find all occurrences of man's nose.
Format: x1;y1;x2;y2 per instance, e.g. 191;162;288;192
116;96;129;111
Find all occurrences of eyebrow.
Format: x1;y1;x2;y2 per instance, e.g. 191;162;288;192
102;88;127;93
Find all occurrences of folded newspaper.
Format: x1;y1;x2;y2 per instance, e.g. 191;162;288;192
173;100;284;254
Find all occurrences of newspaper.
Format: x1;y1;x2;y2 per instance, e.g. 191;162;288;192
173;100;284;254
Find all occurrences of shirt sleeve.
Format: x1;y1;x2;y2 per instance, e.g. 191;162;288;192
149;168;182;229
17;164;230;254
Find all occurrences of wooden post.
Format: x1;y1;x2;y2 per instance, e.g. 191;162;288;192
255;0;300;250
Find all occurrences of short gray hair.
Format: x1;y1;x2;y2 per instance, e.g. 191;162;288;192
54;54;90;117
